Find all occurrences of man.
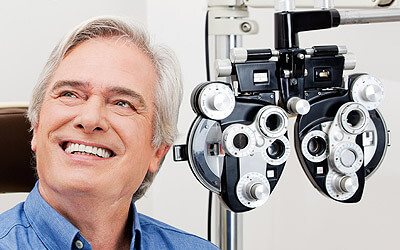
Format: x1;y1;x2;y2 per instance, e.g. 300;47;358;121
0;16;219;249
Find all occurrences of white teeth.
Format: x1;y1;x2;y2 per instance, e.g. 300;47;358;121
64;143;112;158
96;148;103;157
65;146;72;154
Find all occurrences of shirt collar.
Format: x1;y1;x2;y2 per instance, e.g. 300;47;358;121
24;181;142;250
130;201;142;250
24;181;81;249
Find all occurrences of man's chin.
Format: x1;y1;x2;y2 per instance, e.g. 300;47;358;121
39;173;104;197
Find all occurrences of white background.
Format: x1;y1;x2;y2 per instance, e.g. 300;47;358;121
1;1;399;249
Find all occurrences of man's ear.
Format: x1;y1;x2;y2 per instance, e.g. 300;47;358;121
31;127;38;152
149;144;171;173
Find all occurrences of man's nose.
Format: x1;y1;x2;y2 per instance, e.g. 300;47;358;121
73;97;109;133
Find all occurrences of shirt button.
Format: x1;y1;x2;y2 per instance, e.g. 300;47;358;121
75;240;84;249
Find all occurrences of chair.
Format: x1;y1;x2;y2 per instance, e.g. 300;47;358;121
0;103;36;193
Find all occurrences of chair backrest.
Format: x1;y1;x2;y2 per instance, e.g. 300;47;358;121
0;103;36;192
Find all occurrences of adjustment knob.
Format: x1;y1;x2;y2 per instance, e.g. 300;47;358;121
236;172;271;208
326;171;359;200
350;74;384;110
230;48;247;63
334;175;359;193
341;176;359;193
215;59;232;77
287;97;310;115
247;182;269;201
195;82;235;120
211;92;231;111
363;84;383;102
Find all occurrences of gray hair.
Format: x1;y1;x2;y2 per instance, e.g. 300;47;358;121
27;16;183;201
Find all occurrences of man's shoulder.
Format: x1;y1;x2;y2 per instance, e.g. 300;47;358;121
0;202;35;249
0;202;30;237
138;213;219;249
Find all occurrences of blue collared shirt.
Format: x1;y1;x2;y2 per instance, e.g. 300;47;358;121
0;182;219;249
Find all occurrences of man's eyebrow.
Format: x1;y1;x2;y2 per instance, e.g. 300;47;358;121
51;80;90;92
106;86;147;109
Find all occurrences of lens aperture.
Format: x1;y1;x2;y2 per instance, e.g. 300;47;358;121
267;140;285;159
307;136;327;157
233;133;249;150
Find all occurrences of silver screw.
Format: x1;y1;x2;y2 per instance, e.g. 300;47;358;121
297;53;305;60
304;69;308;77
241;22;252;32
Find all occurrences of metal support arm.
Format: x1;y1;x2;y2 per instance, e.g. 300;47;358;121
339;8;400;24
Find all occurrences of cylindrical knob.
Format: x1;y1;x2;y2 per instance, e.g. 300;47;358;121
363;84;383;102
194;82;235;120
337;45;347;55
247;182;269;201
350;74;384;110
344;53;357;70
230;48;247;63
287;97;310;115
211;93;231;111
215;59;232;77
338;175;359;193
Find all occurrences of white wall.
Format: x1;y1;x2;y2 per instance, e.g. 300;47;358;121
1;1;400;250
0;0;147;102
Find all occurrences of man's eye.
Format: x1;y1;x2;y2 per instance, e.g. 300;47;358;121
116;101;135;110
61;92;77;98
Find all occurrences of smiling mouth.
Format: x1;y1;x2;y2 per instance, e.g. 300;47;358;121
62;142;114;158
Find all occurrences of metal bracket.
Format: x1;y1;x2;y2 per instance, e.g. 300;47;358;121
208;7;259;35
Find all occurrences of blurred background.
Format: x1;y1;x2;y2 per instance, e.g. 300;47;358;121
0;1;399;249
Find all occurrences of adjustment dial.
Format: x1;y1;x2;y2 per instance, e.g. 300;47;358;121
326;171;359;200
351;74;384;110
329;142;363;174
236;172;270;208
195;82;235;120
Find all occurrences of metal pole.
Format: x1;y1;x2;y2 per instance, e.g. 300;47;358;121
218;205;243;250
213;34;243;250
339;9;400;24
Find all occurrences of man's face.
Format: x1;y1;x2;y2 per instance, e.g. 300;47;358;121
31;38;167;199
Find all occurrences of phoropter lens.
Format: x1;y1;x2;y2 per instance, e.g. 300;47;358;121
266;114;282;132
347;110;363;128
233;133;249;150
307;136;326;157
267;140;285;159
